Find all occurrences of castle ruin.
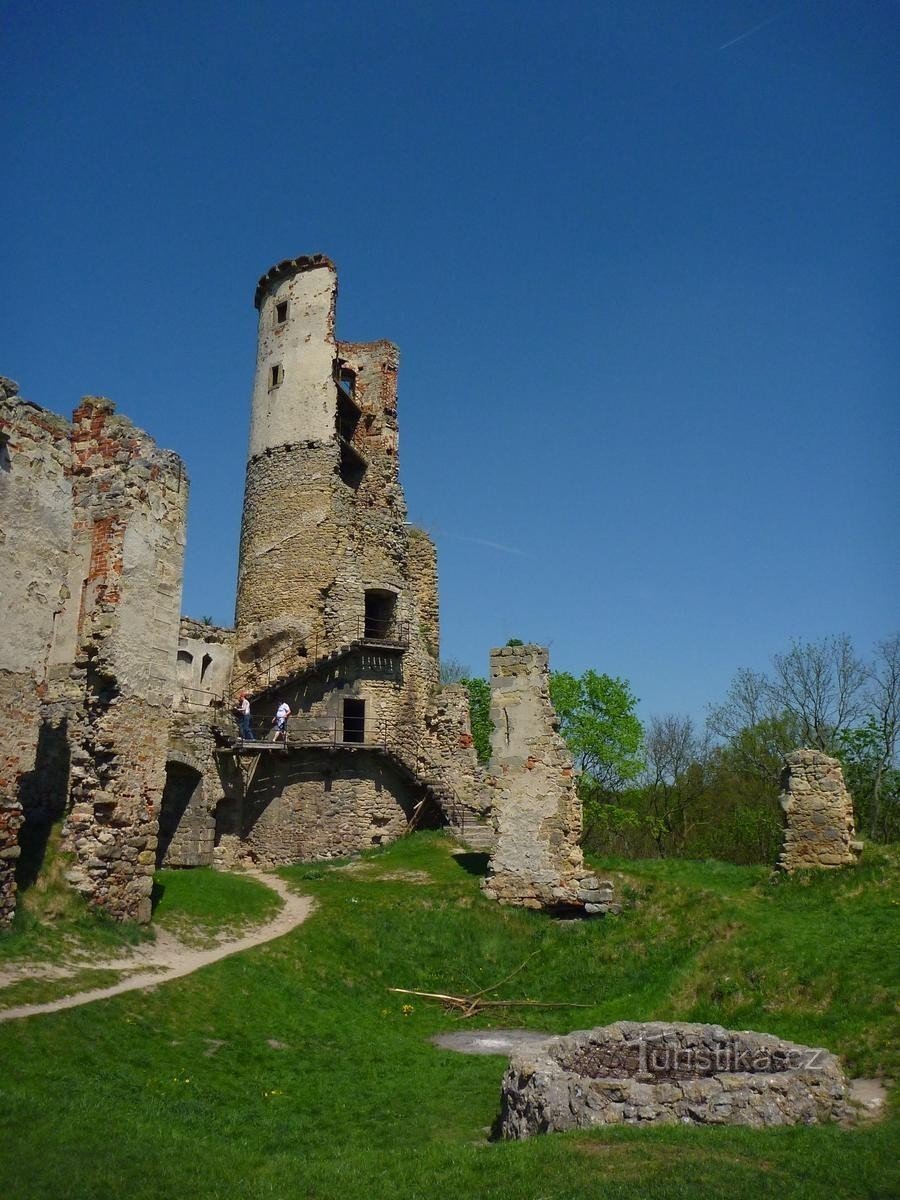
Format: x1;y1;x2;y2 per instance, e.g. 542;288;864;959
1;255;865;929
0;256;493;927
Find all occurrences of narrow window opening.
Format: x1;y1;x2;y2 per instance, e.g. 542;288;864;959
269;363;283;389
275;300;289;325
338;367;356;399
343;698;365;744
200;652;213;683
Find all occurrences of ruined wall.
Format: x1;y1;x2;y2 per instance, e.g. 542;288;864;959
176;618;234;708
777;749;862;872
237;749;428;865
482;645;615;913
62;398;188;921
423;684;487;825
155;621;239;869
0;379;187;923
0;378;76;925
0;803;23;927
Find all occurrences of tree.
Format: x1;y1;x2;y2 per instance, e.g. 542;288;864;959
770;635;868;752
641;715;709;856
549;670;644;828
709;635;868;764
837;634;900;840
440;658;470;685
708;633;898;847
463;677;493;764
867;633;900;839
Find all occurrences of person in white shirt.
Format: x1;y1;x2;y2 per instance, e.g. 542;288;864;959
272;700;291;741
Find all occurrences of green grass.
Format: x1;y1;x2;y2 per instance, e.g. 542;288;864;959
0;833;897;1199
0;824;151;964
0;967;132;1010
152;867;282;942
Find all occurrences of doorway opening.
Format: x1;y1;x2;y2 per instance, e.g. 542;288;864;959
364;590;396;641
342;698;365;744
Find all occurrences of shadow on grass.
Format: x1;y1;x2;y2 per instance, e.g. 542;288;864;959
453;851;490;877
150;881;166;914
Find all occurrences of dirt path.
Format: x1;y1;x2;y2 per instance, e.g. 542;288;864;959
0;873;314;1024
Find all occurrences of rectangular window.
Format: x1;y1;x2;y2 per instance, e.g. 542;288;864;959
269;363;283;389
275;300;289;325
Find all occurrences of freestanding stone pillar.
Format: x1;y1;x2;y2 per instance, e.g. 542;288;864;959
777;749;863;871
481;645;617;914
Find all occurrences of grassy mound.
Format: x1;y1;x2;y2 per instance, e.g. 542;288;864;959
0;833;897;1199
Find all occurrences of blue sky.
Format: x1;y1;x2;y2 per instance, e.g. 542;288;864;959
2;0;897;723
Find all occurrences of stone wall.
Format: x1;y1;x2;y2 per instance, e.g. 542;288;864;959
423;684;486;825
0;803;23;927
225;257;469;866
0;379;187;923
481;645;616;913
237;748;432;865
176;618;234;708
500;1022;853;1136
777;749;862;872
0;378;79;927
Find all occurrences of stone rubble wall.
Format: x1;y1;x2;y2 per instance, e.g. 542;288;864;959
0;803;24;927
481;645;616;913
61;398;188;921
237;749;429;865
423;684;487;825
0;378;187;923
500;1022;854;1136
777;749;862;871
161;710;242;868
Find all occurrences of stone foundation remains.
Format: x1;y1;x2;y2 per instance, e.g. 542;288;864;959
778;749;862;872
499;1021;853;1136
481;645;617;913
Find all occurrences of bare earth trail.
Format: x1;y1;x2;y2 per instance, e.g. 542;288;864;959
0;873;314;1023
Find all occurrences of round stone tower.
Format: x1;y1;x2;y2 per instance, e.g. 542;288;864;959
235;255;341;657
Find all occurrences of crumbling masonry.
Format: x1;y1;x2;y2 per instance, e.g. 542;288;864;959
481;645;618;914
0;256;492;926
777;749;862;872
3;257;866;930
0;378;186;923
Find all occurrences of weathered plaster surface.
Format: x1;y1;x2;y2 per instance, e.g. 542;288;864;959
0;379;187;924
482;645;617;913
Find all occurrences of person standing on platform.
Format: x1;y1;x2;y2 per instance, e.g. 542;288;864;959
235;692;254;741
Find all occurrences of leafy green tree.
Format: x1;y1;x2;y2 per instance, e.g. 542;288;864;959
549;670;644;831
463;677;493;764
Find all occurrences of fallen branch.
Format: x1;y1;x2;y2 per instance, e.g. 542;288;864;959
387;986;591;1020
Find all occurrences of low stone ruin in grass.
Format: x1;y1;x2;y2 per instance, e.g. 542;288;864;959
499;1021;854;1137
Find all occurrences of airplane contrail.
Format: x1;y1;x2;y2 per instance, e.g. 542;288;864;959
718;11;784;50
437;530;533;558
